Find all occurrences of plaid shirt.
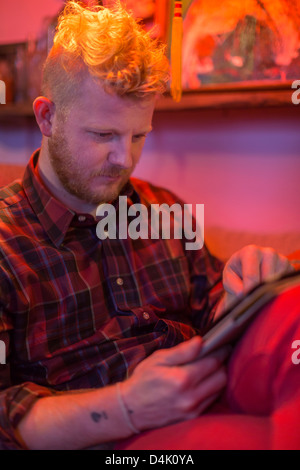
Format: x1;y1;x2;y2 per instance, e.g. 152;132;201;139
0;150;224;449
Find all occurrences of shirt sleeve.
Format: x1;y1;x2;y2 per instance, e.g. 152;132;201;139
0;308;54;450
185;242;225;333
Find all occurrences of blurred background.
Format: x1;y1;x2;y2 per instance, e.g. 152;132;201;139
0;0;299;259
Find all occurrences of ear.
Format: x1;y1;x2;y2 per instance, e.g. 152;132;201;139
33;97;56;137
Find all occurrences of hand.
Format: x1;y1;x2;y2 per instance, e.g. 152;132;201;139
216;244;294;316
120;336;229;431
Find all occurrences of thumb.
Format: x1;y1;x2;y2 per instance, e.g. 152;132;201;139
163;336;203;366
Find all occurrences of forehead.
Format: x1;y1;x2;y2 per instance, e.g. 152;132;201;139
66;75;156;130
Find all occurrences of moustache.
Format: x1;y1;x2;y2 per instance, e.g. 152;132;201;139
92;168;128;178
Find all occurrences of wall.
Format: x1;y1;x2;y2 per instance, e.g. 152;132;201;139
138;106;300;234
0;0;64;45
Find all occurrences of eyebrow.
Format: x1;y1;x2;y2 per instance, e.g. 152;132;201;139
85;126;153;134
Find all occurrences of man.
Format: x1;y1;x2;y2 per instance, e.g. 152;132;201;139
0;1;298;450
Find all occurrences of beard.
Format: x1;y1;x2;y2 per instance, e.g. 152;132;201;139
47;126;131;205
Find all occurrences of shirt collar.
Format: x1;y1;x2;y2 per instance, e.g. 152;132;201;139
22;149;138;247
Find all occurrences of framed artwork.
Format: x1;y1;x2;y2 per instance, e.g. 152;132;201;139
180;0;300;87
160;0;300;107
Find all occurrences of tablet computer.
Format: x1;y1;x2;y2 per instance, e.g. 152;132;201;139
198;270;300;358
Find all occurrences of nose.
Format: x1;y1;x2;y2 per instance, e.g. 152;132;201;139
107;137;133;169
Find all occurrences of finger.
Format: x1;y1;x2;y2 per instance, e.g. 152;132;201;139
223;265;244;296
206;344;232;363
222;245;262;296
260;251;294;280
183;391;222;421
240;246;262;293
195;391;222;416
193;366;227;411
259;248;278;280
162;336;203;366
184;344;232;383
177;367;227;421
197;345;232;379
214;291;240;318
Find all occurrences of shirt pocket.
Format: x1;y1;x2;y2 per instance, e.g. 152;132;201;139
134;255;191;313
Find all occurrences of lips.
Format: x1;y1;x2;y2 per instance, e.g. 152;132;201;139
100;174;122;178
95;174;122;181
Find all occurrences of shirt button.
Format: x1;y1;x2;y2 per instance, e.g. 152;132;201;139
116;277;124;286
142;311;150;320
78;215;86;222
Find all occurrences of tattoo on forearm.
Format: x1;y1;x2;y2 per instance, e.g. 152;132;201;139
91;411;108;423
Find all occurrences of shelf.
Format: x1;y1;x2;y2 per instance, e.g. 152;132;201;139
156;82;297;111
0;102;34;118
0;82;296;119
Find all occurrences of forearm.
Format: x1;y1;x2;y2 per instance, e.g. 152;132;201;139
16;338;233;450
17;384;134;450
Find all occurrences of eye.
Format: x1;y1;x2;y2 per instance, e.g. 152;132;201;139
132;134;147;143
96;132;113;138
90;132;114;141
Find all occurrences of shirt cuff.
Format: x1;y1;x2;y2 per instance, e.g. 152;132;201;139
0;382;55;449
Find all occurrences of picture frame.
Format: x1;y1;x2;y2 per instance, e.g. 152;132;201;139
159;0;300;108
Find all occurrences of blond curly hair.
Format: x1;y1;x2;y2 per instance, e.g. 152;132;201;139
41;0;169;111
